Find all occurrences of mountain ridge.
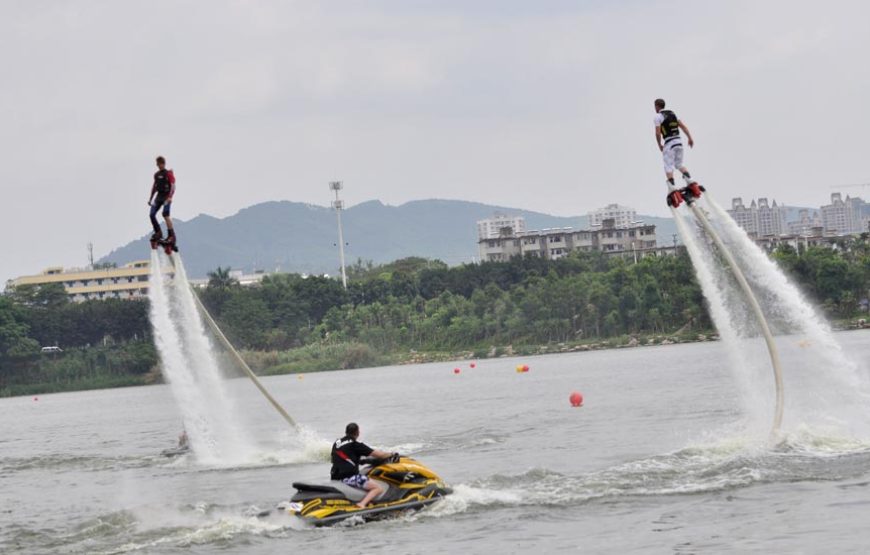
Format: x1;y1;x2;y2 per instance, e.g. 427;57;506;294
99;199;679;278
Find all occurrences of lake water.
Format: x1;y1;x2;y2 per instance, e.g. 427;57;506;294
3;331;870;554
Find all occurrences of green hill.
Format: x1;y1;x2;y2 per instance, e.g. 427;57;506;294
99;199;677;278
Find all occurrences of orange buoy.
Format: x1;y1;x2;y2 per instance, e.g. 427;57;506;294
569;391;583;407
453;368;461;374
515;364;524;373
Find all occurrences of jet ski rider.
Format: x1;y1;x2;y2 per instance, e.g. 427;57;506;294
331;422;395;508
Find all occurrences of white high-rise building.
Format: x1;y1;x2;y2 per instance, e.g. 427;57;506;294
727;197;787;236
821;193;868;234
477;214;526;240
588;204;639;229
729;198;758;235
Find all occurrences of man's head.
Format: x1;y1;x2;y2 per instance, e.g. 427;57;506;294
345;422;360;438
156;156;166;169
654;98;666;113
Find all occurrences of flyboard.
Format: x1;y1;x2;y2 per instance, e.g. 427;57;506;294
160;253;300;432
151;231;179;256
668;184;784;437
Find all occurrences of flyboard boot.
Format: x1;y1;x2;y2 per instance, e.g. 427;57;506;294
150;228;163;250
163;229;179;255
666;181;685;208
681;172;705;204
665;174;706;208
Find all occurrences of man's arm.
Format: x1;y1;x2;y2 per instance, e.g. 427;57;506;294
370;449;392;459
655;126;663;152
167;171;176;202
678;120;694;148
148;183;156;204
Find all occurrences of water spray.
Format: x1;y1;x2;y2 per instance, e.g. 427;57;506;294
164;256;300;432
671;200;784;437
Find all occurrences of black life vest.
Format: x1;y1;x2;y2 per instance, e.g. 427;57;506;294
659;110;680;143
154;169;173;196
331;437;361;479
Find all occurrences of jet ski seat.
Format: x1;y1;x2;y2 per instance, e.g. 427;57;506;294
292;480;390;502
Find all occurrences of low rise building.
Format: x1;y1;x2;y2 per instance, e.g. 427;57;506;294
189;269;269;289
478;219;658;262
752;227;859;252
7;261;162;302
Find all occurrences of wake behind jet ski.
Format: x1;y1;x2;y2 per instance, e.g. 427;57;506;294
277;454;452;526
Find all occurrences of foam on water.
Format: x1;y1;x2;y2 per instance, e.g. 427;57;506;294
416;430;870;522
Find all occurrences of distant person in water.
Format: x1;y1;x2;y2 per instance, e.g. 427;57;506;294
178;429;189;449
330;422;393;508
148;156;176;243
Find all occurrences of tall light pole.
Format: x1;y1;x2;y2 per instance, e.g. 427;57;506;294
330;181;348;288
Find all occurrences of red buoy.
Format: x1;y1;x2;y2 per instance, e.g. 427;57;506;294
470;362;476;368
453;368;461;374
522;364;530;372
569;391;583;407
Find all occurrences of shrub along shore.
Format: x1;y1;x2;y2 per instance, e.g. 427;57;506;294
2;238;868;397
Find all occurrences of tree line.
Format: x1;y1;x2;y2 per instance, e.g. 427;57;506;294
0;283;155;396
2;236;867;395
201;237;869;354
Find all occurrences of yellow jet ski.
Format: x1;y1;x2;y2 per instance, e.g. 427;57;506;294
278;455;451;526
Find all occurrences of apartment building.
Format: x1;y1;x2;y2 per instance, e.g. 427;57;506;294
478;219;658;262
821;193;869;235
7;261;163;302
728;197;786;237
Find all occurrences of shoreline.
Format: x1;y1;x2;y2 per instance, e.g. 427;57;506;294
5;325;866;399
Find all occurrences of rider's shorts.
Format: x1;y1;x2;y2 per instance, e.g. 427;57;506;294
341;474;369;489
151;196;172;217
662;140;684;174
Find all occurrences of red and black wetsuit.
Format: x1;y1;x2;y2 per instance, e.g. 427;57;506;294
149;169;175;232
151;169;175;203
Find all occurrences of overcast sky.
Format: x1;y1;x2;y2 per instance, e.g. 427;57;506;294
2;0;868;283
